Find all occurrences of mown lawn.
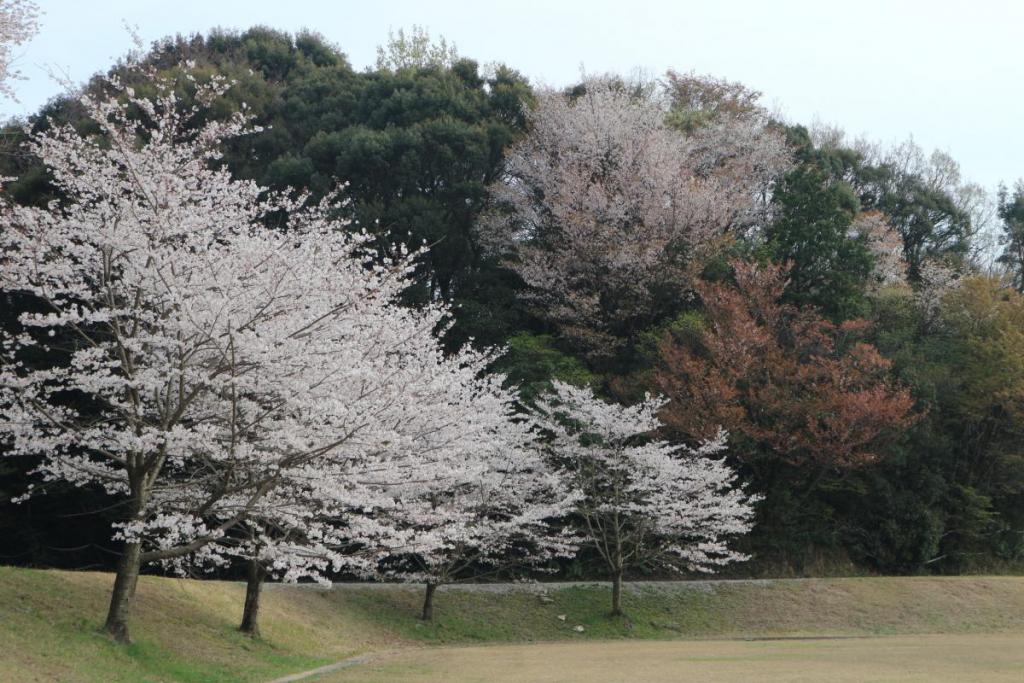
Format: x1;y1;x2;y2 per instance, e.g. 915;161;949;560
2;567;1024;681
319;634;1024;683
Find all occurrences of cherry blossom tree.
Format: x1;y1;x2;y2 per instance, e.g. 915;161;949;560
0;0;38;100
374;382;578;621
160;479;384;638
479;76;791;362
193;347;560;634
193;472;440;636
850;210;908;291
917;258;964;328
532;381;757;616
0;65;525;643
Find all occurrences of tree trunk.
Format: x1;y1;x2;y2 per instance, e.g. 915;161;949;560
239;559;265;637
421;582;437;621
103;541;143;643
610;570;623;616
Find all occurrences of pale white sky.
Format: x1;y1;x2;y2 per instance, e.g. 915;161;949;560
5;0;1023;189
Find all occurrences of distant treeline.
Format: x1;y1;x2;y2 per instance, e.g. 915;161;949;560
2;26;1023;578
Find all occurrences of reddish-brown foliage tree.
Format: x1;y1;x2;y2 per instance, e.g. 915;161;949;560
655;260;917;473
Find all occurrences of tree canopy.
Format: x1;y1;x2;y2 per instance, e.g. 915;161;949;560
2;25;1022;586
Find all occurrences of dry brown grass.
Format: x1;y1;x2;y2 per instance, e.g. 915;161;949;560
320;634;1024;682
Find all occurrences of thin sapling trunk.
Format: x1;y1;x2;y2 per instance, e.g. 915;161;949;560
611;569;623;616
421;582;437;621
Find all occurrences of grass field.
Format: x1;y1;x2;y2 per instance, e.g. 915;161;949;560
2;566;1023;681
320;634;1024;683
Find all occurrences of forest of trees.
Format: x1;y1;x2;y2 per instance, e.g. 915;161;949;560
2;24;1024;596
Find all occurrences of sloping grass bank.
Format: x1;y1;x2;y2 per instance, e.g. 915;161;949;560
2;567;1023;682
352;576;1024;643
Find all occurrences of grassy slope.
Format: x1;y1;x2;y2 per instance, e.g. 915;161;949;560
0;567;392;683
2;567;1024;682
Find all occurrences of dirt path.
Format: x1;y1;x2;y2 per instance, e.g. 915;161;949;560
266;654;380;683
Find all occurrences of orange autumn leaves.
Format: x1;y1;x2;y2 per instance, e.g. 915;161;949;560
655;261;918;471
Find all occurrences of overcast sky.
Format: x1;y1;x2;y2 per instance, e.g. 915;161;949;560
5;0;1022;189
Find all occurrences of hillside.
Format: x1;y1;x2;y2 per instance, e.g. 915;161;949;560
2;567;1024;682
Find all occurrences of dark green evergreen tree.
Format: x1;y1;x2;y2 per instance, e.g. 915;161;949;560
997;182;1024;291
766;126;873;320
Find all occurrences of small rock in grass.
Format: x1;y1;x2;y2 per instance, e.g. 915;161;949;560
556;614;567;621
573;625;585;633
